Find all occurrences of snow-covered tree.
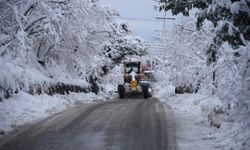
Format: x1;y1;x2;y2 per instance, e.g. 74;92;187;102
159;0;250;87
153;18;214;93
157;1;250;149
103;23;148;65
0;0;148;100
159;0;249;47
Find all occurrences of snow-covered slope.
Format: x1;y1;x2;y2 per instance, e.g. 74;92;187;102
0;0;148;100
0;92;100;136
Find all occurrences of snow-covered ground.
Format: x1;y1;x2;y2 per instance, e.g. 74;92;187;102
157;91;249;150
0;92;103;139
0;64;121;140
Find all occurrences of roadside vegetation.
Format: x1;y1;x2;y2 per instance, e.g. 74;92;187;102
0;0;148;100
153;1;250;149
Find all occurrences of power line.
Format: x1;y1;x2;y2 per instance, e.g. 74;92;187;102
155;16;175;20
118;17;166;22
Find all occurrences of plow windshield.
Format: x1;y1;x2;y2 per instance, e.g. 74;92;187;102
126;62;141;74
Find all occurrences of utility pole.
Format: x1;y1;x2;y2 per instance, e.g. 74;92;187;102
156;14;176;38
152;0;175;55
162;11;166;42
155;13;175;43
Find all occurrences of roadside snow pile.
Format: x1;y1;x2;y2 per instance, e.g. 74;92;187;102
0;91;101;139
157;92;249;150
98;65;123;99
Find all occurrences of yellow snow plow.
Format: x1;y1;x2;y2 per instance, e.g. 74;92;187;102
118;59;152;99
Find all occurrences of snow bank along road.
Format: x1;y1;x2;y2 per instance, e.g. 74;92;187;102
0;98;177;150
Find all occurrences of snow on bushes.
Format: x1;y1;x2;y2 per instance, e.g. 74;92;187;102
0;91;100;137
0;0;148;99
151;16;250;149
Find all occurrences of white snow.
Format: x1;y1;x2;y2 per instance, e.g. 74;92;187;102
0;0;148;101
98;64;123;99
149;16;250;150
0;92;101;138
157;92;247;150
155;86;220;149
0;0;249;149
230;2;241;14
0;0;149;140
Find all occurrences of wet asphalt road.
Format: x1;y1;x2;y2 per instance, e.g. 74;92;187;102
0;98;177;150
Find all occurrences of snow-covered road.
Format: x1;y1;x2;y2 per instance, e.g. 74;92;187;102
0;98;177;150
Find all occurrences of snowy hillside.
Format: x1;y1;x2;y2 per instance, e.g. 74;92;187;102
0;0;148;100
